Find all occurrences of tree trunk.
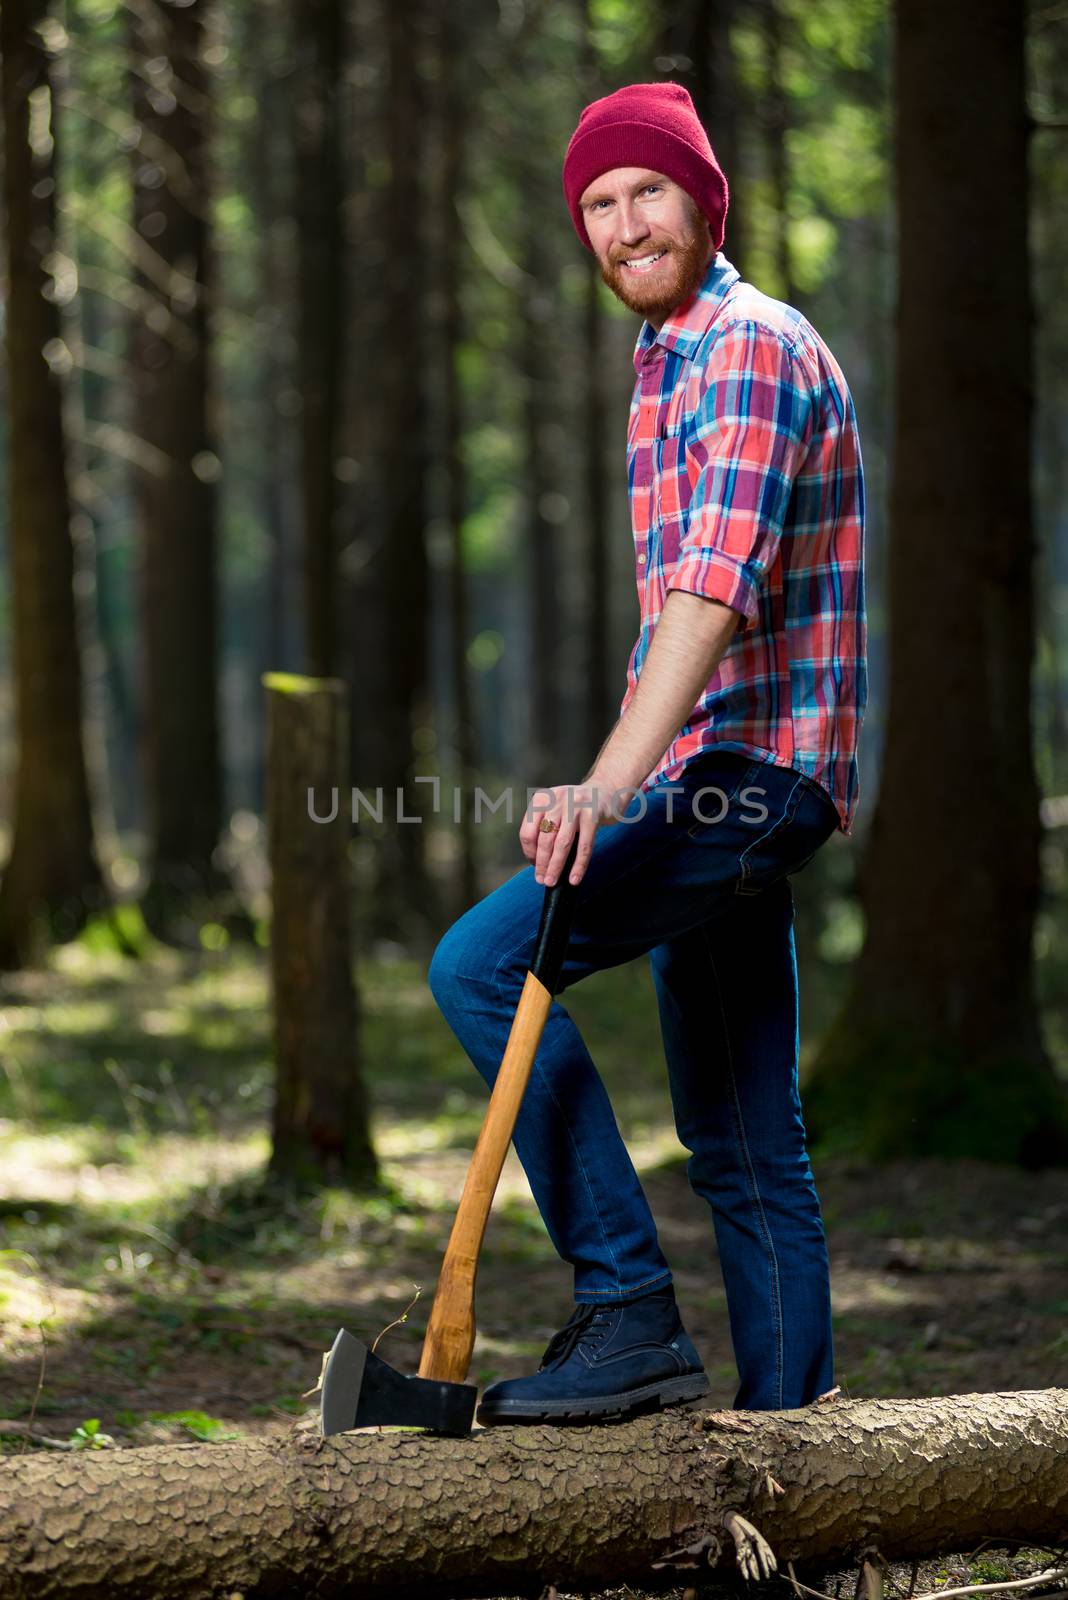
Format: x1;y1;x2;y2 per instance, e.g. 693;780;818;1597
654;0;749;280
760;0;796;306
294;0;345;681
708;0;748;279
0;0;108;970
577;0;613;762
127;0;230;941
804;0;1068;1165
519;201;560;780
438;1;478;921
370;0;438;945
264;674;377;1187
248;0;300;814
0;1391;1065;1599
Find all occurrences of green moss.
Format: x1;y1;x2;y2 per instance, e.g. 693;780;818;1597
805;1001;1068;1167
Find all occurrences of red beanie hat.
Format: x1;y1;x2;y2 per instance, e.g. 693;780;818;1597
562;82;728;254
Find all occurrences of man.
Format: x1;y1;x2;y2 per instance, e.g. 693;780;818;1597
428;82;866;1425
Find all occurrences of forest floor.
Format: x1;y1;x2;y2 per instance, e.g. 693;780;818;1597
0;853;1065;1598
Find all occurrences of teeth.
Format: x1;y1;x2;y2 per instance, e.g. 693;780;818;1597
623;251;665;269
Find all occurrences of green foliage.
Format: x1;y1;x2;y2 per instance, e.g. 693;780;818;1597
466;630;505;672
789;102;886;219
968;1559;1014;1585
69;1418;115;1450
198;922;230;953
76;903;152;958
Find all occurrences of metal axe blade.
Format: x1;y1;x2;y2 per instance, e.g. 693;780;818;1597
320;1327;478;1437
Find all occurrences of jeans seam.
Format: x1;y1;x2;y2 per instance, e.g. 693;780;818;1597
700;922;785;1408
575;1270;673;1302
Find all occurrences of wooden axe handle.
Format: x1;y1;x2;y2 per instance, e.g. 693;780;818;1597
417;838;580;1384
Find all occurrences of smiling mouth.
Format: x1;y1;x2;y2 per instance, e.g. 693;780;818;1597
620;250;667;273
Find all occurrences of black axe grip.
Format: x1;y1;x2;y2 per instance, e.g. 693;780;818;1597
530;836;580;995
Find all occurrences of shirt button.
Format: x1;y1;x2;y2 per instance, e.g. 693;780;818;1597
638;554;646;564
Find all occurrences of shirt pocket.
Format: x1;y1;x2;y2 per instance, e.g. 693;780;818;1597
654;433;690;526
654;433;688;566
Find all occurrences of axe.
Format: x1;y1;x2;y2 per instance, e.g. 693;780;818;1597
320;836;580;1436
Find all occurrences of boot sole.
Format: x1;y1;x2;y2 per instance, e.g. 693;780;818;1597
475;1370;711;1426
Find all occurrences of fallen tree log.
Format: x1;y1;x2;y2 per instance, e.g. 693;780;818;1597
0;1390;1066;1600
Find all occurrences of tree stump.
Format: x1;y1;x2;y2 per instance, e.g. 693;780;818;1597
263;672;377;1187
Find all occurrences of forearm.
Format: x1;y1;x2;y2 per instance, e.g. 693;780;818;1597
584;590;740;799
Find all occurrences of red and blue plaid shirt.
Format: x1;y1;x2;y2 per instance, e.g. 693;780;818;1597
623;253;867;835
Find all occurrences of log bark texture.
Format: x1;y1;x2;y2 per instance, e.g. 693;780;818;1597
1;1391;1066;1600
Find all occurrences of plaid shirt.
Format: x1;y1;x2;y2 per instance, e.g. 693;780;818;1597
623;253;867;835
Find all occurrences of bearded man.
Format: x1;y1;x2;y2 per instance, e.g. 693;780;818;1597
429;82;867;1426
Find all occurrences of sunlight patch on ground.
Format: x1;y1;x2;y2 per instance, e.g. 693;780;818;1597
832;1268;939;1314
0;1124;266;1207
0;1261;96;1357
139;1008;189;1036
7;999;119;1035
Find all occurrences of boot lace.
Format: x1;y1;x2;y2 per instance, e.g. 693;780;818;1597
538;1304;615;1371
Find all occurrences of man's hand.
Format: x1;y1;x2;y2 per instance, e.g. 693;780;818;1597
520;783;635;888
519;596;741;889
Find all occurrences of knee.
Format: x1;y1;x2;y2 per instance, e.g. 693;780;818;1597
427;921;467;1016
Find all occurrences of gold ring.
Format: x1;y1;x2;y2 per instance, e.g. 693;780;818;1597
538;816;558;834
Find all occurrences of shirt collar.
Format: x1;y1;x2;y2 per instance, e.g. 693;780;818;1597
632;252;741;373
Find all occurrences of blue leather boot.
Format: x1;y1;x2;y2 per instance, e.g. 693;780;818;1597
476;1286;710;1425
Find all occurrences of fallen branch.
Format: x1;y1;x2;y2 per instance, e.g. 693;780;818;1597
0;1421;73;1451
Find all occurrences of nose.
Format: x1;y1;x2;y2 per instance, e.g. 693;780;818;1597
614;199;653;249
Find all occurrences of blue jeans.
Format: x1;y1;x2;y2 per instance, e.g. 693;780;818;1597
427;748;840;1410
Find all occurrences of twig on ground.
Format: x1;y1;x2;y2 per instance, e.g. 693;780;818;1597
370;1286;423;1356
0;1420;73;1450
787;1563;1068;1600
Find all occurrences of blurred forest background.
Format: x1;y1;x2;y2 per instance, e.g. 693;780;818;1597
0;0;1067;1463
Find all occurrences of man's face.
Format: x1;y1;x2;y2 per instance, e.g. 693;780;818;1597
578;167;715;328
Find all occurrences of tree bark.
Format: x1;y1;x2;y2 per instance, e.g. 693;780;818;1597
127;0;230;941
365;0;438;946
520;210;561;780
294;0;345;681
804;0;1068;1165
654;0;749;280
760;0;796;306
247;0;301;814
576;0;613;764
0;1391;1065;1599
264;674;377;1187
707;0;749;280
0;0;108;970
438;0;478;921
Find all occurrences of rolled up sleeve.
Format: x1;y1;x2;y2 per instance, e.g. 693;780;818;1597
667;321;815;629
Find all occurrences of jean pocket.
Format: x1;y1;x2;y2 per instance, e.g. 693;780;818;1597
684;758;766;838
733;773;831;895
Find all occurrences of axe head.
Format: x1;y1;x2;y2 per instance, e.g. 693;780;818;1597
319;1327;478;1437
